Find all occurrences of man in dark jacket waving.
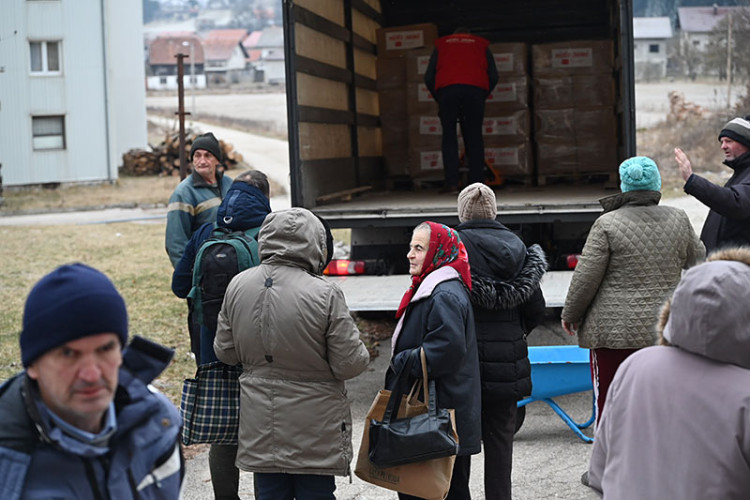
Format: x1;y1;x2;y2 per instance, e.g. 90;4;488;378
455;183;547;500
425;29;498;193
674;116;750;251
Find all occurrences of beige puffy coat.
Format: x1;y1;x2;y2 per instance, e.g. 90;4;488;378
561;190;705;349
214;208;370;475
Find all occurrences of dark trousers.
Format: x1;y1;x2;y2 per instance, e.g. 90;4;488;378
254;473;335;500
437;84;487;188
398;454;472;500
590;347;638;426
209;444;240;500
481;399;517;500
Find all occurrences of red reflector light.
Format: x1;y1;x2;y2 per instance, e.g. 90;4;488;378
566;254;580;269
323;259;366;275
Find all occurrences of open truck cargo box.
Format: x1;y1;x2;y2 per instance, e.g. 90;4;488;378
283;0;635;272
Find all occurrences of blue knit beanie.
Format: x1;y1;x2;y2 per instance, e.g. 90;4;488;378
619;156;661;193
21;263;128;368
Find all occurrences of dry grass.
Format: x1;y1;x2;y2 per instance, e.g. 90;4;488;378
636;113;734;197
0;223;194;404
0;176;180;214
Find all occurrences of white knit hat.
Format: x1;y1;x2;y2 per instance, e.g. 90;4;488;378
457;183;497;223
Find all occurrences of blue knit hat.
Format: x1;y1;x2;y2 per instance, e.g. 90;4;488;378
21;263;128;368
619;156;661;193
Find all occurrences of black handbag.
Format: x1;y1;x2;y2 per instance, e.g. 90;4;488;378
368;348;459;467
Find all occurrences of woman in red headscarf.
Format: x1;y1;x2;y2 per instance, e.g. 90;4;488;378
386;221;482;500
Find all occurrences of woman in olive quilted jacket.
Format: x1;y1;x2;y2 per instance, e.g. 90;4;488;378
561;156;705;425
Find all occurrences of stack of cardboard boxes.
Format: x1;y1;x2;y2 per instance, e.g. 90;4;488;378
484;43;532;182
531;40;618;181
376;23;438;179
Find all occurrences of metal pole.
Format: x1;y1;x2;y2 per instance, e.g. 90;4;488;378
176;53;188;180
190;42;196;116
727;13;733;110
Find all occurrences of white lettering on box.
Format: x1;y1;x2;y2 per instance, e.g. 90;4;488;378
550;48;593;68
386;30;425;50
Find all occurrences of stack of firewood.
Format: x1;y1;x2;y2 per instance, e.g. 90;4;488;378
120;130;245;176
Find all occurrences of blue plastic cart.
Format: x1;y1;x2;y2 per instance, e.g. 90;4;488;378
517;345;595;443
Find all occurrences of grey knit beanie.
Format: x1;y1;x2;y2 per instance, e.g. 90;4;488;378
190;132;223;162
457;183;497;223
718;116;750;149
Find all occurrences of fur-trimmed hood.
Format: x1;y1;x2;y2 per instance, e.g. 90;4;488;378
657;247;750;369
470;244;547;311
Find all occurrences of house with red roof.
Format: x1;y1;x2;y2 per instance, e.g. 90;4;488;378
203;29;250;86
147;33;206;90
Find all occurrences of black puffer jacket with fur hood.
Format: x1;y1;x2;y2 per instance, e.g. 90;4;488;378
456;219;547;402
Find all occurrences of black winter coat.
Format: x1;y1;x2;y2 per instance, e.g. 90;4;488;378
386;272;481;456
456;219;547;403
685;151;750;252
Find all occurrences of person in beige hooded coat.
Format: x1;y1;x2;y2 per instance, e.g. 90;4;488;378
214;207;370;499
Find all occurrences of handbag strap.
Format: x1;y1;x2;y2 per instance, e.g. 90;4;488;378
383;347;437;423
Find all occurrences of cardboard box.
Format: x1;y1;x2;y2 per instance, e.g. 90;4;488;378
408;115;443;149
534;107;616;143
534;74;616;108
489;43;528;75
376;56;406;90
482;110;530;141
378;88;407;120
376;23;438;59
406;82;439;115
485;141;532;177
532;40;614;75
409;147;445;179
381;119;409;177
536;138;618;176
406;48;434;83
486;76;529;111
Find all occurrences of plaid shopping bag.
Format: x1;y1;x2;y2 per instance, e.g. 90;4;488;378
179;361;242;445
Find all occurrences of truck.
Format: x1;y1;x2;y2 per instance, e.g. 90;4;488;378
281;0;635;309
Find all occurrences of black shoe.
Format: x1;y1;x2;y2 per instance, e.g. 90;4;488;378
581;471;590;487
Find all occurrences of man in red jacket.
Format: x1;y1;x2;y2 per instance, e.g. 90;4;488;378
425;29;498;194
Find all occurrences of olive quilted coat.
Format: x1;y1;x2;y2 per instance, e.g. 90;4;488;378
561;190;705;349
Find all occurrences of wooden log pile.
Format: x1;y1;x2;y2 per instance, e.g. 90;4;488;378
120;130;245;176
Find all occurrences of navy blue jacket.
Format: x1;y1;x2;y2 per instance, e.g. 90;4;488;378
685;151;750;252
456;219;547;402
0;337;184;500
386;270;481;456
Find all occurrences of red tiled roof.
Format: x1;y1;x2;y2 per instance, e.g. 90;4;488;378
149;35;205;65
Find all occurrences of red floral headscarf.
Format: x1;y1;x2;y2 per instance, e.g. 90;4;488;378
396;222;472;319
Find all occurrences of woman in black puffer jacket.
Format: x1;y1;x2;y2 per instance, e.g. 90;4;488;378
455;183;547;500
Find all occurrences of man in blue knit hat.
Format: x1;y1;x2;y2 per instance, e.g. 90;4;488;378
0;263;184;499
675;116;750;252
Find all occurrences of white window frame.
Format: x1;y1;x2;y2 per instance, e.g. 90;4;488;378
32;115;66;151
30;40;62;75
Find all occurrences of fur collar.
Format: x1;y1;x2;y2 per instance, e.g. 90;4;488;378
469;244;547;311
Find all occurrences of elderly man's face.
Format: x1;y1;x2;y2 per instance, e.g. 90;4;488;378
720;137;750;161
27;333;122;434
192;149;220;184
